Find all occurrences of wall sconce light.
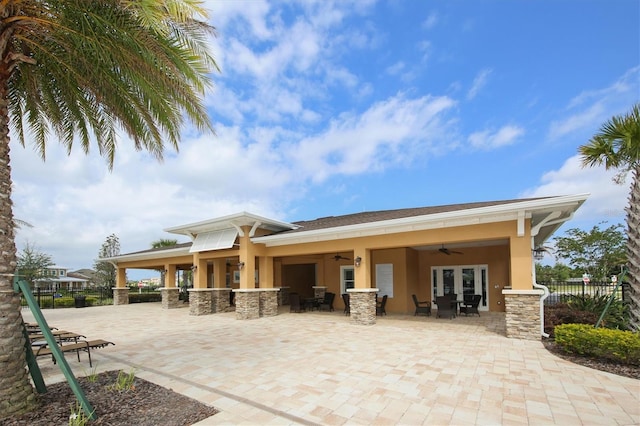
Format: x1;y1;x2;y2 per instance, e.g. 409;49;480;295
354;256;362;267
238;261;245;270
532;248;545;261
190;265;197;272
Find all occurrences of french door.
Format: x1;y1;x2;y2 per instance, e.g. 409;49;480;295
431;265;488;311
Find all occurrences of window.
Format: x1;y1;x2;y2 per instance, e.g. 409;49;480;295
431;265;489;311
340;266;355;294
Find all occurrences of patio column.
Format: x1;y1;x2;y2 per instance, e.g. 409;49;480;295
349;248;377;325
161;264;180;309
113;267;128;305
236;226;260;320
189;255;213;315
211;258;233;313
503;235;542;339
503;289;544;340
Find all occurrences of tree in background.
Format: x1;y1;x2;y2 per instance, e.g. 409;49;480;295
553;223;626;281
579;103;639;331
15;243;53;288
536;262;574;283
94;234;121;290
0;1;217;418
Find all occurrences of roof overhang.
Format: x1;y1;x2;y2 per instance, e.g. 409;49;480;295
100;245;192;264
164;212;299;238
252;194;589;247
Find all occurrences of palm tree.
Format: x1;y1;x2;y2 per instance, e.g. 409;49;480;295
579;103;640;332
151;238;178;286
0;1;217;418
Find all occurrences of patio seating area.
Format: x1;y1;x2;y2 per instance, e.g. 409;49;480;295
23;303;639;425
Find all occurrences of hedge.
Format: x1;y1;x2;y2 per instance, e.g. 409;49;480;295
128;293;162;303
554;323;640;365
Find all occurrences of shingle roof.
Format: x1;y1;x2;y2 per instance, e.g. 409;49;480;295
282;197;550;234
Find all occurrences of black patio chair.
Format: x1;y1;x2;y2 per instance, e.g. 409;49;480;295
435;296;455;319
319;292;335;312
289;292;303;313
412;294;431;316
460;294;481;316
376;294;388;316
342;293;350;316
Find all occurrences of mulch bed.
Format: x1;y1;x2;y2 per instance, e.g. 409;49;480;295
0;370;218;425
542;339;640;380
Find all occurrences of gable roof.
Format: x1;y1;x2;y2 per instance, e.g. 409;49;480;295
105;194;588;262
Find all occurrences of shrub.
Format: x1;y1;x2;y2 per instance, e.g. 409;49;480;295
567;293;629;330
544;304;598;337
128;293;162;303
554;324;640;365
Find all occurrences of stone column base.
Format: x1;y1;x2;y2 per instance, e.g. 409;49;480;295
188;289;213;316
112;288;129;305
313;286;327;299
160;287;181;309
347;289;378;325
235;290;260;320
503;289;544;340
259;289;280;317
278;287;290;306
211;288;234;313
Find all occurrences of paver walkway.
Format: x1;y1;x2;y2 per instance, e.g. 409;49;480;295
22;303;639;425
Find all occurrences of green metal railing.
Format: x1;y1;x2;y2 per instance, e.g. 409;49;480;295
14;277;96;420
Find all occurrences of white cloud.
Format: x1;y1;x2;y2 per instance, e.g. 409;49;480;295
467;68;492;100
548;67;640;141
468;125;524;150
422;11;439;30
521;155;629;224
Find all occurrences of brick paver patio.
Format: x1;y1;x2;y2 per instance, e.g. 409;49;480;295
22;303;639;425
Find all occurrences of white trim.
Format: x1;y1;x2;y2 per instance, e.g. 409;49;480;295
253;194;589;247
502;289;544;295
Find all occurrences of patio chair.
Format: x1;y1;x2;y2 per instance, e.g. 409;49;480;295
376;294;388;316
435;296;455;319
342;293;350;316
289;292;303;313
412;294;431;316
319;292;335;312
460;294;481;316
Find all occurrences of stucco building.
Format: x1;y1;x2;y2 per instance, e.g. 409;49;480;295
104;194;588;340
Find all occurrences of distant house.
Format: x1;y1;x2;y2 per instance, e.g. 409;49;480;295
68;268;98;287
39;266;89;291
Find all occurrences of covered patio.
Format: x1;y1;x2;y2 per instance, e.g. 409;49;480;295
103;194;589;340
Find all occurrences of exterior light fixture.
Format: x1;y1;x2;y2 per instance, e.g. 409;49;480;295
238;261;245;270
354;256;362;267
532;248;545;261
190;265;197;271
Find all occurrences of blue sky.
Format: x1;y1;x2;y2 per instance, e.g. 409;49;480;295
11;0;639;277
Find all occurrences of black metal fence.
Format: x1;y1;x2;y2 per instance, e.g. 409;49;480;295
539;281;628;305
20;285;162;309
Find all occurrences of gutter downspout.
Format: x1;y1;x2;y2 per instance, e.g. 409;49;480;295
532;253;550;338
530;211;561;338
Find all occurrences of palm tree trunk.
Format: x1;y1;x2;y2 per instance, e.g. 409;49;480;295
0;78;37;418
626;164;640;332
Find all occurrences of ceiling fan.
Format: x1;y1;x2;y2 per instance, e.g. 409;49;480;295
333;253;351;261
438;245;463;255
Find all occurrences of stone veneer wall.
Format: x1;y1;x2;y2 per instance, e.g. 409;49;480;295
504;290;543;340
348;290;378;325
278;287;290;306
313;286;327;299
235;291;260;320
112;288;129;305
160;288;181;309
259;290;279;317
211;288;233;313
188;289;213;316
